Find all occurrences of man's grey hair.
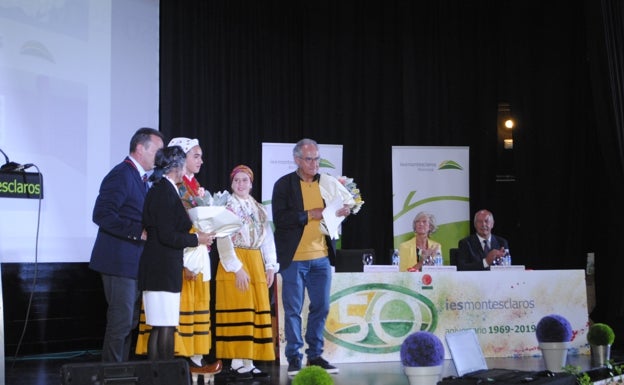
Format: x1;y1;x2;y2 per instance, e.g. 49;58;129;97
293;138;319;158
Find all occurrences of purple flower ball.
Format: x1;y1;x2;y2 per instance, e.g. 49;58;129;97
400;331;445;367
536;314;573;342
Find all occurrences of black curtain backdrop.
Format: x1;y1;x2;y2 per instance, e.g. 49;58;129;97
158;0;624;342
587;0;624;332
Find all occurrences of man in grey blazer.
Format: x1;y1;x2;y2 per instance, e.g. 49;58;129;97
89;127;164;362
457;209;509;271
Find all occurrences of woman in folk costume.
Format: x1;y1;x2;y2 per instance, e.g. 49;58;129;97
136;137;222;377
215;165;279;379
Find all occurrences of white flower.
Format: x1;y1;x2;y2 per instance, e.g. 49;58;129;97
317;174;365;239
336;176;364;214
210;190;231;206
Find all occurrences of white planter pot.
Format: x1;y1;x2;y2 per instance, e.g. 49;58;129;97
539;342;570;372
404;365;443;385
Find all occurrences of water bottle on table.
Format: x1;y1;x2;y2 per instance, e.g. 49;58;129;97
434;250;443;266
503;249;511;266
392;249;400;266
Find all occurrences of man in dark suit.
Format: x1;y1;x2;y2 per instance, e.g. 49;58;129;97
272;138;351;376
89;127;164;362
457;209;509;271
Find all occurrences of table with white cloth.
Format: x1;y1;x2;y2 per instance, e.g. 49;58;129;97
276;269;589;364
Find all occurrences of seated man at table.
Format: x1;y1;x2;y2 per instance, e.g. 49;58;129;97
457;209;509;271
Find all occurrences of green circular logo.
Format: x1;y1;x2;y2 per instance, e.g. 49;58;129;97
325;283;438;354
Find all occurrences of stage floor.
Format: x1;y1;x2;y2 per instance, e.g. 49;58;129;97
5;352;620;385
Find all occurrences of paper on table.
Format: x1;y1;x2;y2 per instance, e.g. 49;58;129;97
321;196;345;240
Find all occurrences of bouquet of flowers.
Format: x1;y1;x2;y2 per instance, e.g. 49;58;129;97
179;183;231;208
183;189;241;281
187;204;242;238
336;176;364;214
318;174;365;239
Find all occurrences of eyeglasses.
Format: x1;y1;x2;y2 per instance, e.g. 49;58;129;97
298;156;320;163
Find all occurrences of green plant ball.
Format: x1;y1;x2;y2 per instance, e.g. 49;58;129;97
292;365;334;385
587;323;615;345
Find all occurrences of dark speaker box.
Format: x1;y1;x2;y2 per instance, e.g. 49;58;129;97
60;359;190;385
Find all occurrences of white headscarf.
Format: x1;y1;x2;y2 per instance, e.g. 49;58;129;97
168;137;199;153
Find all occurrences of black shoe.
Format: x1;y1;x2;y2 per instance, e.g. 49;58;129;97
287;357;302;376
231;366;254;380
248;367;270;379
307;356;339;374
214;366;253;381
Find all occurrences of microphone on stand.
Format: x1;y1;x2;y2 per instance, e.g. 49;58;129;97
0;147;30;172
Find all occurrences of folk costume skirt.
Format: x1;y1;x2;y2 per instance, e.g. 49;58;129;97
215;247;275;360
135;272;212;357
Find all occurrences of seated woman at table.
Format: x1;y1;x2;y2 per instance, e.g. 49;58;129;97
398;211;442;272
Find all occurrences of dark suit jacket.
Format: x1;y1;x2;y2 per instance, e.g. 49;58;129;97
457;233;509;271
89;157;147;279
138;178;198;292
272;171;336;271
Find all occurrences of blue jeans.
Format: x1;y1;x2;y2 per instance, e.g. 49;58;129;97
100;274;141;362
280;257;332;361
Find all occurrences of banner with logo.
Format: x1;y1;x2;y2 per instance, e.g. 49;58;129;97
0;171;43;199
261;142;344;221
277;270;589;364
392;146;470;264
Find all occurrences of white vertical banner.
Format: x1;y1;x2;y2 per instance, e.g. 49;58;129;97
261;142;344;222
392;146;470;263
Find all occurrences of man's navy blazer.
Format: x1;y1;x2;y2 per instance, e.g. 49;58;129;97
272;171;336;271
456;233;509;271
89;157;147;279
